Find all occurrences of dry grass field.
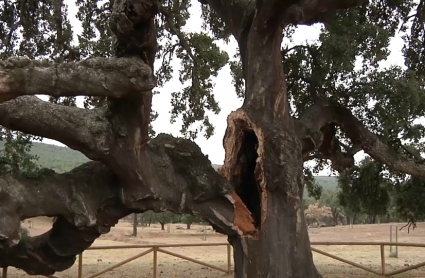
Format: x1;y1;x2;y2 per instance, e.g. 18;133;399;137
6;217;425;278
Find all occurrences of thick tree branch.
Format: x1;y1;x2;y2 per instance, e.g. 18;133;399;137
0;57;155;103
198;0;255;41
0;96;112;160
253;0;364;26
0;162;128;275
282;0;365;25
0;134;257;275
110;0;158;67
297;104;425;178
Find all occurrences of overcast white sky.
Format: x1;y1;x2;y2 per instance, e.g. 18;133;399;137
41;1;407;174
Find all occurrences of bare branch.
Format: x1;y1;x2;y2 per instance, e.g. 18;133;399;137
297;104;425;178
0;96;112;159
0;57;155;103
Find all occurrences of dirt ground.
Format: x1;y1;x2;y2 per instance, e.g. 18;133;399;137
6;217;425;278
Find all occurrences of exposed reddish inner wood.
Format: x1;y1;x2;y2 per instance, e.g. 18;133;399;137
230;192;257;236
222;110;268;235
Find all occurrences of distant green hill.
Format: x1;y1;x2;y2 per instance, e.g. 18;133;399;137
0;141;89;173
314;176;338;191
0;142;339;189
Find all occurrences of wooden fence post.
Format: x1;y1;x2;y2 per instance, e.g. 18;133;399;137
2;267;7;278
153;246;158;278
78;253;83;278
380;244;385;276
227;244;232;273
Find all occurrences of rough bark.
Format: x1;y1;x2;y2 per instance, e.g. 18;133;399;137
0;57;155;103
282;0;366;24
0;96;112;160
0;135;256;275
211;1;369;277
216;1;325;277
198;0;255;41
222;110;320;278
0;6;256;276
0;162;128;275
1;1;406;278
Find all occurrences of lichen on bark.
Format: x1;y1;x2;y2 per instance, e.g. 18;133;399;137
149;133;231;202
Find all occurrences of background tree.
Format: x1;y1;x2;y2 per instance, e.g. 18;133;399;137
181;214;203;229
319;190;343;225
132;213;138;236
1;1;425;278
140;211;156;227
394;177;425;227
338;158;391;224
155;212;175;230
305;203;333;227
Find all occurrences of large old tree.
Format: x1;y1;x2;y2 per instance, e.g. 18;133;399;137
0;0;425;277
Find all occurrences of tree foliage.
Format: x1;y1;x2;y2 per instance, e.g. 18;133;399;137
395;177;425;222
2;0;425;276
305;203;333;225
181;214;203;229
338;158;391;222
2;0;425;180
0;131;40;178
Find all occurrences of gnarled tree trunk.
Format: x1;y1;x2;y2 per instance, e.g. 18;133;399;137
0;1;256;275
6;0;418;277
215;5;321;277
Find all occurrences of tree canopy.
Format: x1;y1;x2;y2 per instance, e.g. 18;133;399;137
1;0;425;277
1;1;424;175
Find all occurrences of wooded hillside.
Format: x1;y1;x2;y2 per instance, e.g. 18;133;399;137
0;141;338;189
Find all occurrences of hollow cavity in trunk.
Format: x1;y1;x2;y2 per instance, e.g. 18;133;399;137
234;130;262;230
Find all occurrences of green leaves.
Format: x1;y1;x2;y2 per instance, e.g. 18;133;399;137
338;158;391;217
285;1;425;169
229;51;245;98
0;0;74;61
395;176;425;222
170;32;229;139
403;0;425;76
0;131;40;178
304;168;323;200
